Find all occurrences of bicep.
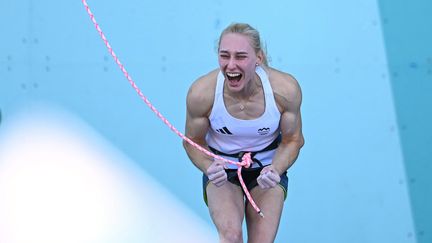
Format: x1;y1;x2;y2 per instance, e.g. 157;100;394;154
278;88;303;144
280;110;302;143
276;75;303;143
184;88;211;144
185;110;210;144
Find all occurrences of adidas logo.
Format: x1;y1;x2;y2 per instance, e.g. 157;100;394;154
215;127;233;135
257;127;270;135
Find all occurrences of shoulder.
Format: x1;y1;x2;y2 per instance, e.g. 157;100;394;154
186;69;219;117
187;68;219;103
265;67;302;111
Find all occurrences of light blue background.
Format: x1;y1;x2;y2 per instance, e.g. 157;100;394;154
1;0;431;242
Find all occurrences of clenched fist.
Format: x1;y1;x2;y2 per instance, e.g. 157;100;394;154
257;165;280;189
206;159;227;187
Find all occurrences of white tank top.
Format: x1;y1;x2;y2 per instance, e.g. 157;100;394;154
206;66;281;169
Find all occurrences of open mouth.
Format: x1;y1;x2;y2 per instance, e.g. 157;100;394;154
226;72;242;82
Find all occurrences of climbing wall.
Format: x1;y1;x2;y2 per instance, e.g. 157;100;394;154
1;0;429;242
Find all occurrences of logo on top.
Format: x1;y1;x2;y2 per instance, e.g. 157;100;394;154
257;127;270;135
215;126;233;135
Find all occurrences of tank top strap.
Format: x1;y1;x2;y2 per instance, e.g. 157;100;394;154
209;69;223;109
215;69;225;96
255;66;279;114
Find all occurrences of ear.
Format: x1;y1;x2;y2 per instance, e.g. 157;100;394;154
256;50;265;65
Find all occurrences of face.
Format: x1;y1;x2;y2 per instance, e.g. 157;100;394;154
218;33;261;92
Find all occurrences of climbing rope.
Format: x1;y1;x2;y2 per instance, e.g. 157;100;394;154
81;0;264;217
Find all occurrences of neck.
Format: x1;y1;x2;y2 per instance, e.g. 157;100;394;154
227;75;259;100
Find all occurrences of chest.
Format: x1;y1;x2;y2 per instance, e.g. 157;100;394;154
223;91;265;120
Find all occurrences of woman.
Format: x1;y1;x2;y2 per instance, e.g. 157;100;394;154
183;23;304;243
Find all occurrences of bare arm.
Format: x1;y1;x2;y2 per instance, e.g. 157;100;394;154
271;72;304;175
255;70;304;189
183;73;216;173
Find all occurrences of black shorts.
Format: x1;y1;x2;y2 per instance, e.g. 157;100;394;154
202;166;288;205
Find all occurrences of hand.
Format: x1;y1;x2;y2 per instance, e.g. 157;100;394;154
257;165;281;189
206;159;227;187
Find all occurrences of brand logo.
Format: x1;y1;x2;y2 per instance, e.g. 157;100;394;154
215;126;233;135
257;127;270;135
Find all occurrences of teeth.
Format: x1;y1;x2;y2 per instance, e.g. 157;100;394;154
227;72;240;77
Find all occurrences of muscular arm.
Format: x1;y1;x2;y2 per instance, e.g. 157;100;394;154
183;73;216;173
271;72;305;175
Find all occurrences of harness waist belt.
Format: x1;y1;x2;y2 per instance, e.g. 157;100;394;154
208;134;281;168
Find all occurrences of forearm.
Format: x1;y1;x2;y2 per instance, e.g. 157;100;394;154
183;140;214;173
271;139;304;175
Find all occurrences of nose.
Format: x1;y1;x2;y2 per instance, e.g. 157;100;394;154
227;57;236;69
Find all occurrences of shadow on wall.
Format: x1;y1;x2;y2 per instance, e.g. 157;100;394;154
378;1;432;242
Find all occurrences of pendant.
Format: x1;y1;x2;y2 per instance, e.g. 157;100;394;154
239;104;245;111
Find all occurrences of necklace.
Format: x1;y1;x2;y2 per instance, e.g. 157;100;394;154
239;103;245;111
226;77;261;112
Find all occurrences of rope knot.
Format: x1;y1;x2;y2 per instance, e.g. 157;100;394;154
240;152;252;168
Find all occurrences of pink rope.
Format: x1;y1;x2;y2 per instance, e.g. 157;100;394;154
81;0;263;217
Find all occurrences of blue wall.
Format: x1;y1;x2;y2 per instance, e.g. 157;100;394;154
378;1;432;242
1;0;430;242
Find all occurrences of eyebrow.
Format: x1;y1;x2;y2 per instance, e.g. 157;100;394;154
219;50;249;55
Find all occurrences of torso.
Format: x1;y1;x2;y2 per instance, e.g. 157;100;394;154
205;66;281;169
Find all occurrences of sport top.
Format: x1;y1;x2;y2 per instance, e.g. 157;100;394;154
206;66;281;169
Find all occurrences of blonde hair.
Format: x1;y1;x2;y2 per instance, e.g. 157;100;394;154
218;23;269;66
